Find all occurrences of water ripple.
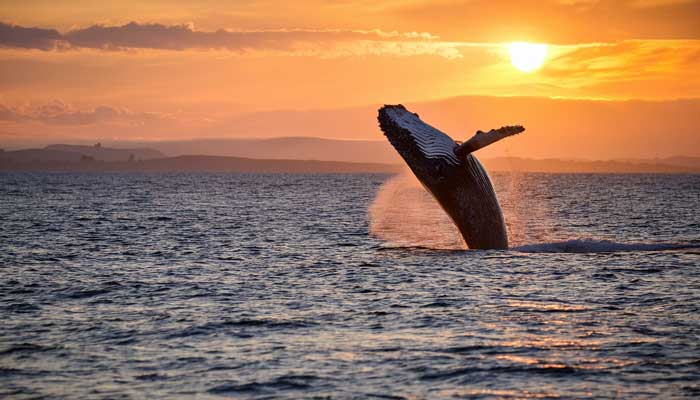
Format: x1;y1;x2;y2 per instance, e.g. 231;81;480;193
0;172;698;399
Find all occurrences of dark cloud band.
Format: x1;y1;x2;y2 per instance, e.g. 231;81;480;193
0;23;62;50
0;21;436;51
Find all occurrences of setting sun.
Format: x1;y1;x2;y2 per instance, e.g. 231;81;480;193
508;42;548;72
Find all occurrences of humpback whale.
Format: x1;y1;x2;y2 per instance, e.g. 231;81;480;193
377;105;524;250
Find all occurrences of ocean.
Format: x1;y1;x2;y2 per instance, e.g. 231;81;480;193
1;172;699;399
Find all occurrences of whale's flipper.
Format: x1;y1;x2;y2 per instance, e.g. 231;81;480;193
378;104;522;250
455;125;524;161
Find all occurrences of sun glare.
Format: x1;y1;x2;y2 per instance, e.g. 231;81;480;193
508;42;548;72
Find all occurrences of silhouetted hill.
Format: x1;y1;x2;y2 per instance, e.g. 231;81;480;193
116;137;400;164
1;141;698;173
0;154;401;173
113;137;700;172
652;156;700;170
0;143;164;163
481;157;697;173
45;144;164;161
1;148;86;162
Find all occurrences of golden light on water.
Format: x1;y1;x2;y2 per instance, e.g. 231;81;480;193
508;42;548;72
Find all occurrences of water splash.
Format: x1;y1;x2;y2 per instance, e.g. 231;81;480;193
368;172;696;253
368;171;466;250
493;172;558;247
368;171;557;250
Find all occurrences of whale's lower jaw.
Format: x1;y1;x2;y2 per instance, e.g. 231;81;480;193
378;104;508;250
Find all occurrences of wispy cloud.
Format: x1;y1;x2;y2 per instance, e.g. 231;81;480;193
557;0;696;6
0;21;461;57
0;23;62;50
0;101;163;126
542;40;700;87
629;0;697;8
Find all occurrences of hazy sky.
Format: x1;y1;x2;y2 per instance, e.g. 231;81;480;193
1;0;698;158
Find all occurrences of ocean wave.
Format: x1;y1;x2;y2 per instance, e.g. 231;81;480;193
165;318;317;339
0;343;60;356
512;239;700;253
419;364;579;381
208;374;320;395
376;239;699;253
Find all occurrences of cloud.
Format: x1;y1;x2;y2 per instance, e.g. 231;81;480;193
389;0;700;43
542;40;700;86
0;23;62;50
0;104;29;122
0;21;457;57
555;0;696;5
0;101;163;126
629;0;697;8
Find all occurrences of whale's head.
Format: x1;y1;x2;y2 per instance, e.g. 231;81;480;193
378;104;461;187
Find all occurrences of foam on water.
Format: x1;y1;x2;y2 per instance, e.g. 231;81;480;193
513;239;700;253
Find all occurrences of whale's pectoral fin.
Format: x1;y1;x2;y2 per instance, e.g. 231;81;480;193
454;125;525;161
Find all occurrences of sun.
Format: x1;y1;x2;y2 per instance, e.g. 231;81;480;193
508;42;548;72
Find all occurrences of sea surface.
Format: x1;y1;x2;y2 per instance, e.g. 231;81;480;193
1;172;699;399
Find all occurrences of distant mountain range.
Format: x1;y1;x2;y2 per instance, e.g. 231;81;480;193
0;143;165;163
111;137;400;164
1;140;699;173
0;154;399;173
481;157;699;173
2;95;698;162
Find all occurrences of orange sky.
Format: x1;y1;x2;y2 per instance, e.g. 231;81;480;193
1;0;699;158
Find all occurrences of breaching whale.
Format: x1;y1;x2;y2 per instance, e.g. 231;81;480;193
377;105;524;250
